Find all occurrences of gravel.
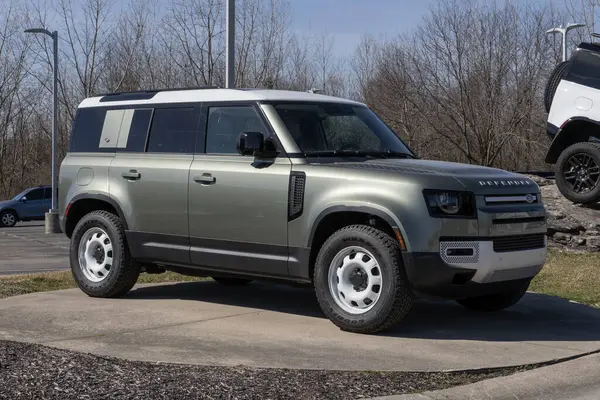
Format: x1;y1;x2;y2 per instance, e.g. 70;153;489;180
0;340;542;400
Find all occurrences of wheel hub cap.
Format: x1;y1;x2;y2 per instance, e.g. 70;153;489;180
328;246;383;315
78;227;114;283
564;153;600;193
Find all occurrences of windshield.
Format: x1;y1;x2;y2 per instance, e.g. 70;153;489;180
271;102;414;157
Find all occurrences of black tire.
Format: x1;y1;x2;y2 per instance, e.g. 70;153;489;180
313;224;413;334
555;142;600;204
456;281;530;312
544;61;569;113
212;277;253;286
0;210;18;228
69;210;141;298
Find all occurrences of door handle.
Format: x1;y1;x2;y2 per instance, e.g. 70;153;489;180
193;174;216;184
121;170;141;180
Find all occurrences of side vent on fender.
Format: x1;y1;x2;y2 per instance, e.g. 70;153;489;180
288;172;306;221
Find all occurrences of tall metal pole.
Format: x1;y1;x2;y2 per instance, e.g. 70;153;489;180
25;27;61;233
51;31;58;213
226;0;235;88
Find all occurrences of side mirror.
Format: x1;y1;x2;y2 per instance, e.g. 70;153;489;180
20;196;27;202
237;132;279;157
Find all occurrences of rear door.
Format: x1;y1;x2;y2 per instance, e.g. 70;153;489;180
108;104;202;265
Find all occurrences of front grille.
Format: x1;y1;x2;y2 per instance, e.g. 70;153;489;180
493;234;546;253
484;194;539;205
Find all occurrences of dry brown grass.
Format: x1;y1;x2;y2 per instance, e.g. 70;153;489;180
0;270;206;300
530;249;600;307
1;250;599;307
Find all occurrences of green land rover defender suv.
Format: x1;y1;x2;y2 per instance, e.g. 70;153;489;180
58;88;547;334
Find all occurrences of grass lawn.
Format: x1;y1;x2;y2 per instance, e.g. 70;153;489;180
1;249;599;307
530;249;600;307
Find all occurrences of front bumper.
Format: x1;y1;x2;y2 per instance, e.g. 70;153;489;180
402;236;547;299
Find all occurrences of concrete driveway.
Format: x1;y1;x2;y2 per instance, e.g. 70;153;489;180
1;280;600;372
0;222;69;275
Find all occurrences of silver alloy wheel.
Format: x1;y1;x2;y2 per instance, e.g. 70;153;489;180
78;227;114;283
1;212;15;227
327;246;383;314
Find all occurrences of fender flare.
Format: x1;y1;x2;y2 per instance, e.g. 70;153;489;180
306;204;409;250
66;193;129;231
546;117;600;164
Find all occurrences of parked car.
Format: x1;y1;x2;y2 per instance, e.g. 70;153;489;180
0;185;52;227
544;39;600;204
59;87;547;334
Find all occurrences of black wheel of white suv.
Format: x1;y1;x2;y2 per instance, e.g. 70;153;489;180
313;224;413;334
555;142;600;204
456;280;530;312
70;210;141;298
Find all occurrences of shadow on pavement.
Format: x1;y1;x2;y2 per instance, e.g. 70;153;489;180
125;280;600;342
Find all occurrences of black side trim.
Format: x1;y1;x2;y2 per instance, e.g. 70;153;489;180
189;236;290;277
547;122;559;138
307;205;399;248
126;231;191;265
288;246;311;280
67;193;129;231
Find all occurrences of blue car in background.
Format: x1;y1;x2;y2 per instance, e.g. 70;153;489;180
0;185;52;227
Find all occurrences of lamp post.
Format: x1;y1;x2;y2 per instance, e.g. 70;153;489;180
546;23;586;62
225;0;235;88
25;27;61;234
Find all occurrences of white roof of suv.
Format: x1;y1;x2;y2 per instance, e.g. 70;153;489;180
78;88;364;108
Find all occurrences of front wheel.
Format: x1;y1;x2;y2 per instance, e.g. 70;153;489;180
555;142;600;204
0;210;18;228
70;210;140;298
456;281;530;312
313;224;413;334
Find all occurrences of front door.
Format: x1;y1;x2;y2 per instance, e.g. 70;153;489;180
188;103;292;278
20;187;48;218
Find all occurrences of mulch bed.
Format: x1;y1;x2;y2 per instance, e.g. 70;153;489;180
0;339;536;399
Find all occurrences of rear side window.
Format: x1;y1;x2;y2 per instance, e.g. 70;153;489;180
69;108;107;152
566;50;600;89
146;107;199;153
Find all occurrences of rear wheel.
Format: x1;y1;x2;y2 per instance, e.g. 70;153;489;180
456;281;530;312
70;210;140;298
555;142;600;204
212;277;253;286
313;224;413;334
0;210;17;228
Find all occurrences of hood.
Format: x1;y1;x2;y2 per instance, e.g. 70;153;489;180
0;200;11;209
328;159;539;193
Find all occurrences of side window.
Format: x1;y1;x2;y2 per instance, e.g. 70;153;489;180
43;188;52;199
69;108;107;152
116;109;153;152
206;105;269;154
567;50;600;89
146;107;199;153
25;189;45;201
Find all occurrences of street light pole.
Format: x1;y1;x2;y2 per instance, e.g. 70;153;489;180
546;23;586;62
25;27;61;234
225;0;235;88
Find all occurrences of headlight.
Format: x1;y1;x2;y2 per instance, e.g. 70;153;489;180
423;189;476;218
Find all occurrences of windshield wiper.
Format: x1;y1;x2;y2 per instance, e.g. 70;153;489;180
303;150;417;159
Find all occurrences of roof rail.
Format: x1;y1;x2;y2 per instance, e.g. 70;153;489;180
97;86;222;102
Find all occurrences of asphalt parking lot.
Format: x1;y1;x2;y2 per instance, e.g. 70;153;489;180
0;222;69;275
